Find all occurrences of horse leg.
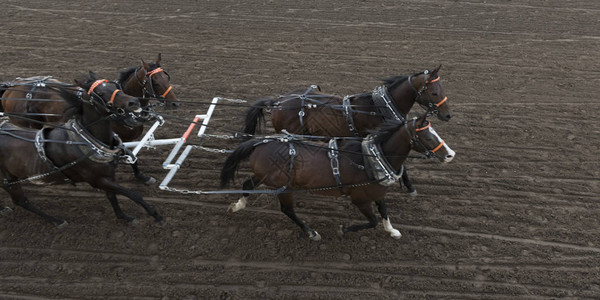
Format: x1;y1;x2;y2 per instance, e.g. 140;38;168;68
375;200;401;239
340;200;378;235
106;191;137;224
4;185;67;228
95;178;163;222
228;177;256;212
131;161;156;185
401;168;417;196
278;193;320;241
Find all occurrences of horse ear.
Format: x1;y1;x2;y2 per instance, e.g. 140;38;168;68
88;70;98;80
141;59;150;71
430;64;442;77
156;53;162;65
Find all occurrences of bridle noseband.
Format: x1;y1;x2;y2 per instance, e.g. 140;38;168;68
408;70;448;117
86;79;138;122
133;67;173;100
405;119;446;159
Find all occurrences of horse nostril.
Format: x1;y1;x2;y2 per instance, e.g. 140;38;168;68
171;102;180;108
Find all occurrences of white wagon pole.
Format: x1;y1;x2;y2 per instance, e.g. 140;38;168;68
159;96;220;190
123;116;179;155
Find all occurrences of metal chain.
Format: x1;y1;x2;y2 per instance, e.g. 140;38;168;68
200;133;243;140
160;185;206;195
160;178;383;196
3;151;92;187
191;145;233;154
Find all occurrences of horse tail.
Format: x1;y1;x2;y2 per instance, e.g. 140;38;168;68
220;139;258;188
241;98;276;137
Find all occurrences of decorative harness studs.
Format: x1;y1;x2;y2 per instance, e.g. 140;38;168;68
371;85;406;123
327;138;344;193
341;95;360;137
361;134;404;186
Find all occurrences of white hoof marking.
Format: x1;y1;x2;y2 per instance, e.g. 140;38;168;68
228;197;247;212
383;218;402;239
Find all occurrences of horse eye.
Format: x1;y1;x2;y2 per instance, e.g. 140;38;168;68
432;92;438;96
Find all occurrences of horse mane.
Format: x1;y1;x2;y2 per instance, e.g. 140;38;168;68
61;72;98;118
117;62;161;83
370;119;406;145
60;88;83;119
381;70;425;88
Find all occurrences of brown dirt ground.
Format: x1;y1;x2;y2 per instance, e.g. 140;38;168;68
1;0;599;299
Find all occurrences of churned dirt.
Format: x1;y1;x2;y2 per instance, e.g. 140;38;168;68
1;0;599;299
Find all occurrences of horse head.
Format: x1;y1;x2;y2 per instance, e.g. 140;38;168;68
69;71;143;128
415;65;453;121
140;53;180;108
383;66;453;122
409;114;455;163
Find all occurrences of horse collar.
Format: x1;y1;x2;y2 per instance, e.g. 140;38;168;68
360;135;403;186
67;119;124;163
372;85;406;123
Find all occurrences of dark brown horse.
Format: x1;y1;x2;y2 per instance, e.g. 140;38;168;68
241;66;451;196
0;72;163;226
114;53;180;141
221;114;455;240
0;54;179;184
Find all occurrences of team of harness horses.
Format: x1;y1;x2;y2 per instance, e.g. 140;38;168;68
0;56;455;240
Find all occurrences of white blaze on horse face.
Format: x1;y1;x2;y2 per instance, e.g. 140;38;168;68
383;218;402;239
428;126;455;163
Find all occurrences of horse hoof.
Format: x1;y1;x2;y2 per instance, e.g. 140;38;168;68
309;231;321;241
390;230;402;239
227;203;242;213
144;177;157;186
408;190;418;197
55;220;69;229
154;214;164;223
0;207;13;216
128;218;140;226
153;219;166;227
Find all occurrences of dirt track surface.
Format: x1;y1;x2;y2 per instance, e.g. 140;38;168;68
1;0;599;299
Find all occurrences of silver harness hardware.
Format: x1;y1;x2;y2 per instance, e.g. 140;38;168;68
327;138;344;193
361;134;404;186
371;85;406;123
66;119;129;164
341;96;360;137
